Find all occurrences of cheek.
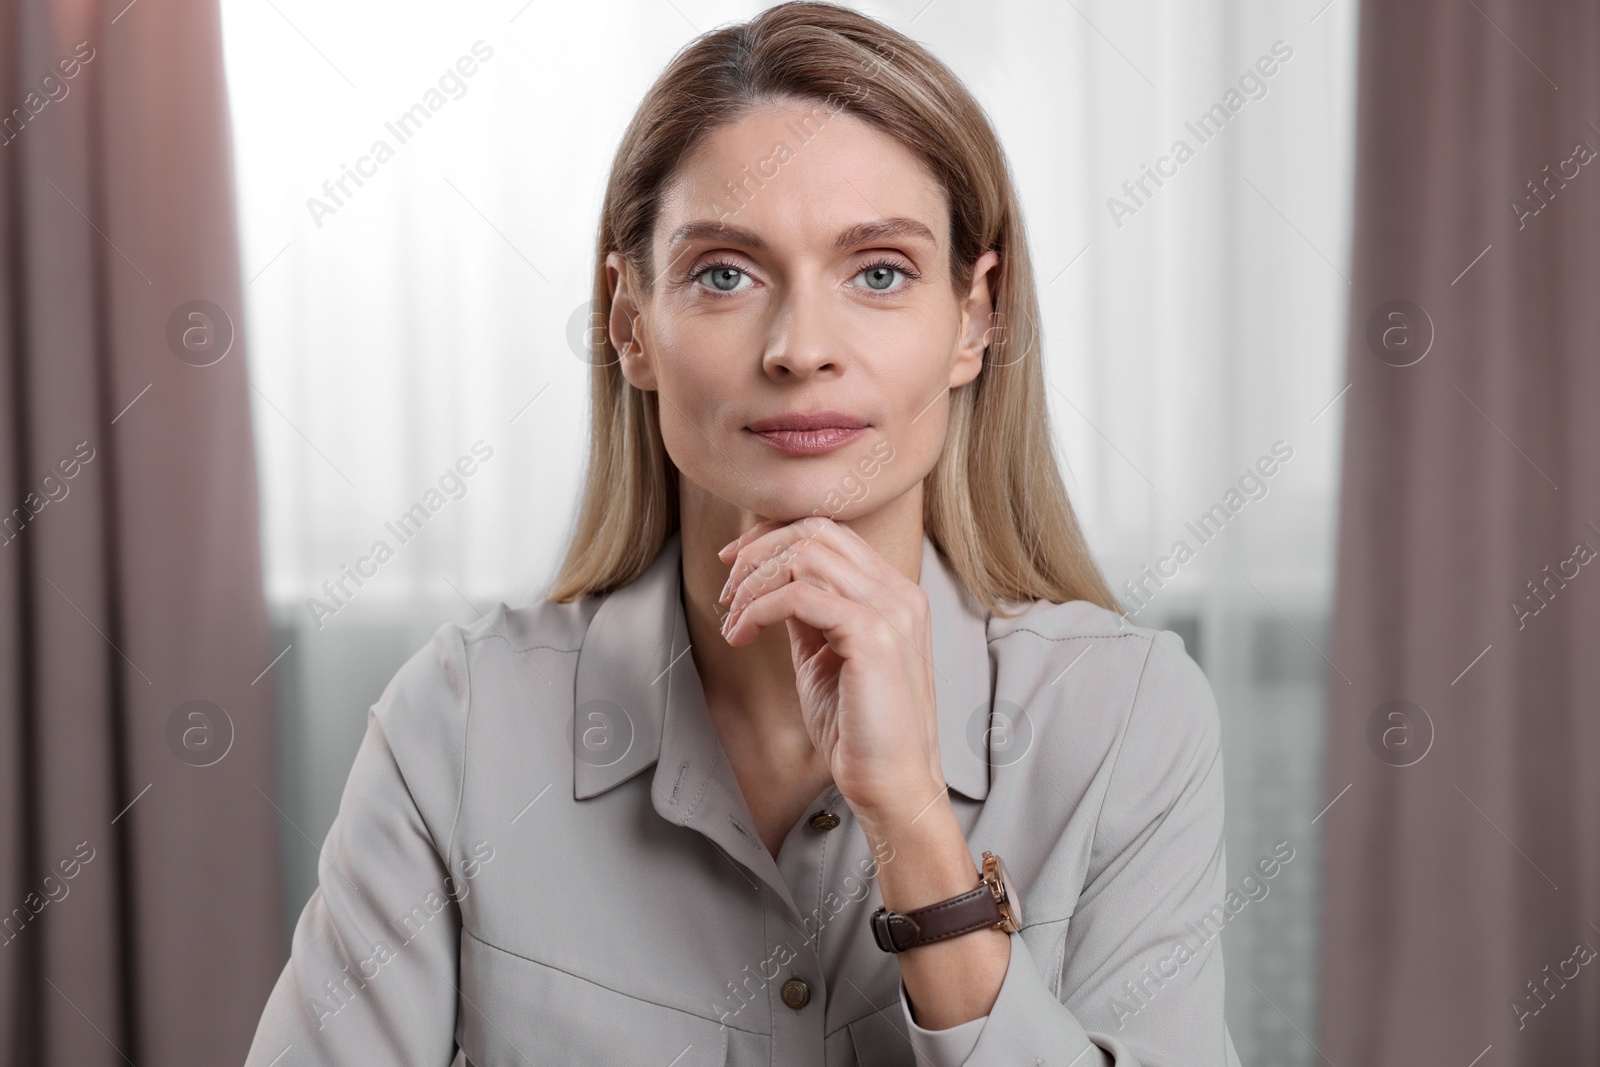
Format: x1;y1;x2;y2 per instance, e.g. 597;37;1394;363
867;302;957;386
876;405;948;502
873;321;958;449
655;391;719;479
650;316;747;472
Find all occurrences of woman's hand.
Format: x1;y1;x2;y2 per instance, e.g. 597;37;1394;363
718;518;1009;1030
717;516;947;825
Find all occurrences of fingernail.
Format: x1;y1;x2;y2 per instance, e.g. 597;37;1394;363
717;538;738;561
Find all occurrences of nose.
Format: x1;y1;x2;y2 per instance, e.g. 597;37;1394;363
761;281;843;380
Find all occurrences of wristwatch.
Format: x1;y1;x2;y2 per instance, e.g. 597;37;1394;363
870;850;1022;953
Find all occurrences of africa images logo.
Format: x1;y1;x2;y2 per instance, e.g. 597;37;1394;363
305;441;494;629
305;41;495;229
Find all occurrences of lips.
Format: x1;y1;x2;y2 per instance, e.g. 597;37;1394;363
746;410;868;433
745;410;870;457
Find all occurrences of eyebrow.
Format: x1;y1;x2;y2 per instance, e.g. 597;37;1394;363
665;216;939;254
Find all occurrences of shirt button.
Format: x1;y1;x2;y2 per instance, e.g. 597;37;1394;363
780;977;812;1010
808;810;840;831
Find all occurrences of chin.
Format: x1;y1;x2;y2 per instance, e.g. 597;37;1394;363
730;482;863;524
727;470;909;527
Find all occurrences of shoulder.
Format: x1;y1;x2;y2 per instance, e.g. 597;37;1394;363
986;596;1222;791
367;595;599;822
373;595;595;729
987;595;1209;698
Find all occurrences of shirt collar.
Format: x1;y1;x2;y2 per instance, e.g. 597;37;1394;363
572;529;993;805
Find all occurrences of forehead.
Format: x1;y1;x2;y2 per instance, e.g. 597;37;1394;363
655;101;949;251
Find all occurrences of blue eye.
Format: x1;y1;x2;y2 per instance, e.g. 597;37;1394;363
694;263;750;293
689;258;919;296
853;260;918;292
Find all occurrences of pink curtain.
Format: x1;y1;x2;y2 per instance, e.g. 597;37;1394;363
1321;0;1600;1060
0;0;283;1063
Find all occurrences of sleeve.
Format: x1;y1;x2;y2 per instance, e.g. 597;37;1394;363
946;629;1244;1066
900;977;987;1065
243;624;472;1066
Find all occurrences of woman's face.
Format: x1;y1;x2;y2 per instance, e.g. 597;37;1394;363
608;99;999;525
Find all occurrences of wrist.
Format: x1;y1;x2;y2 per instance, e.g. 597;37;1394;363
850;772;950;841
859;795;980;914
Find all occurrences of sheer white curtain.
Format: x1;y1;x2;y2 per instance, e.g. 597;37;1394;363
221;2;1358;1062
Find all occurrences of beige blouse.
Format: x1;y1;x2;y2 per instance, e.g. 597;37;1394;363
245;531;1243;1065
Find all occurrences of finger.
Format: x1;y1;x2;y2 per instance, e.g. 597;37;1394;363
722;516;887;606
717;518;785;564
723;517;850;608
783;612;832;670
726;536;894;627
725;579;877;653
719;518;824;604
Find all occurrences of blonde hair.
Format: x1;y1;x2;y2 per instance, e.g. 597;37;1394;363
550;1;1117;618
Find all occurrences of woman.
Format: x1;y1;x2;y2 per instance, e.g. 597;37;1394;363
246;4;1240;1064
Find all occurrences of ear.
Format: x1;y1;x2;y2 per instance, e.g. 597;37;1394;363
606;251;657;391
951;249;1001;390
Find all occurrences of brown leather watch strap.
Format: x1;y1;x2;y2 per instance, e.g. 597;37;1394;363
870;881;1003;953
